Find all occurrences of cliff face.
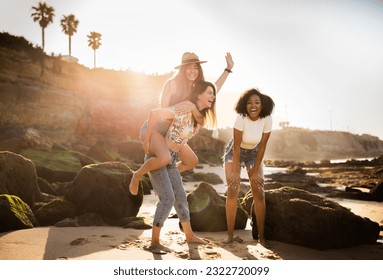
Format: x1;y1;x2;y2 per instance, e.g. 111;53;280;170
0;41;169;149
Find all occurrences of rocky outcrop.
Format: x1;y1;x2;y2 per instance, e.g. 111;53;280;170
249;187;380;249
265;128;383;161
0;151;42;207
0;194;39;232
65;162;143;222
0;150;146;231
187;182;248;231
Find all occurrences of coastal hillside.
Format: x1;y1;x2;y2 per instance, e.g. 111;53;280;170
217;127;383;161
1;32;382;162
0;32;170;148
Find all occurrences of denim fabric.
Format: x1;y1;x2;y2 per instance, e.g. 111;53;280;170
140;119;171;139
223;138;259;170
146;153;190;227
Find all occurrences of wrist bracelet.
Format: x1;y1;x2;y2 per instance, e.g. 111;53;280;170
225;68;232;73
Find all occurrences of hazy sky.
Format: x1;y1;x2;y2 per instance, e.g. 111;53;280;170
1;0;383;140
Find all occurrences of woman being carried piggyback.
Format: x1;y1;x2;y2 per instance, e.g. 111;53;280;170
223;88;274;247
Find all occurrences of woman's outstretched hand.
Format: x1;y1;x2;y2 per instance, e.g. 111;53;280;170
225;52;234;70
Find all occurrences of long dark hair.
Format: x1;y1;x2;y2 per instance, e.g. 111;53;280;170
189;81;217;129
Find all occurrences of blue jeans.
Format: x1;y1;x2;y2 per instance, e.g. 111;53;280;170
146;152;190;227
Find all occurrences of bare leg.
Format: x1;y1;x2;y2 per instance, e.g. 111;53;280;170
146;226;171;254
250;166;269;248
223;162;240;243
129;130;171;195
177;144;198;173
180;221;207;244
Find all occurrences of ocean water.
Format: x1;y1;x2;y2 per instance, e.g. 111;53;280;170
187;164;286;194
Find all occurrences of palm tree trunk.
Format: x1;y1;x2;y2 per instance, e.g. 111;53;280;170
69;35;72;57
42;28;45;51
94;49;96;69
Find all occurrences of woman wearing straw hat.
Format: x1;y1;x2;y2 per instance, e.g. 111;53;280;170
141;81;218;254
129;52;234;193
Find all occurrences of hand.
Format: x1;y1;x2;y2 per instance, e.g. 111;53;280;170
225;52;234;70
173;101;196;115
250;174;264;189
228;171;240;189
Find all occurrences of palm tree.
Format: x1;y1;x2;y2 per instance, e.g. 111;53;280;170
31;2;55;51
60;14;79;57
87;31;102;69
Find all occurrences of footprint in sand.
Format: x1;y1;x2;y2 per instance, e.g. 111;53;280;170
116;239;144;250
204;251;221;260
70;238;88;246
55;256;69;260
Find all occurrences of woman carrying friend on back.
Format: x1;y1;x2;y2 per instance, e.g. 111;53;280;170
223;88;274;247
129;52;233;194
142;80;217;253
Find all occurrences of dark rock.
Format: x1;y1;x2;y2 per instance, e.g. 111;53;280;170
116;141;145;164
65;161;143;221
87;140;121;162
54;218;79;227
188;172;224;185
0;151;42;207
0;194;39;232
77;212;105;226
251;187;380;249
187;182;248;232
370;180;383;202
37;177;57;196
34;198;77;226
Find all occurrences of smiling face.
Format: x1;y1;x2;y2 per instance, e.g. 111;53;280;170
246;94;262;120
196;85;216;110
185;63;199;82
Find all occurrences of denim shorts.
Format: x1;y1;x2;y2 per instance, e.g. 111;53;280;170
223;139;259;170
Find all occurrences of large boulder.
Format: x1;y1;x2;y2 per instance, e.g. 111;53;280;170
187;182;248;231
0;151;42;207
34;198;77;226
250;186;380;249
65;161;143;222
0;194;39;233
19;147;96;183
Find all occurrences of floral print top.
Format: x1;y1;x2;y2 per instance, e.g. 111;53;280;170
166;107;198;146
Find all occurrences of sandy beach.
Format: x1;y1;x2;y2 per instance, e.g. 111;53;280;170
0;164;382;260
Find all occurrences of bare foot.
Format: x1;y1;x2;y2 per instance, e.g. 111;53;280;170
222;236;234;244
186;235;208;244
144;244;172;255
129;172;140;195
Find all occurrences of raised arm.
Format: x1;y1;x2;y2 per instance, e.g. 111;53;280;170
214;52;234;93
159;79;177;108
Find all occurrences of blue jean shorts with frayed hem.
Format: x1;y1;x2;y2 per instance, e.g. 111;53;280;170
223;139;259;170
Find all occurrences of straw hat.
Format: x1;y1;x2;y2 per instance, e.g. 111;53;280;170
174;52;207;69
